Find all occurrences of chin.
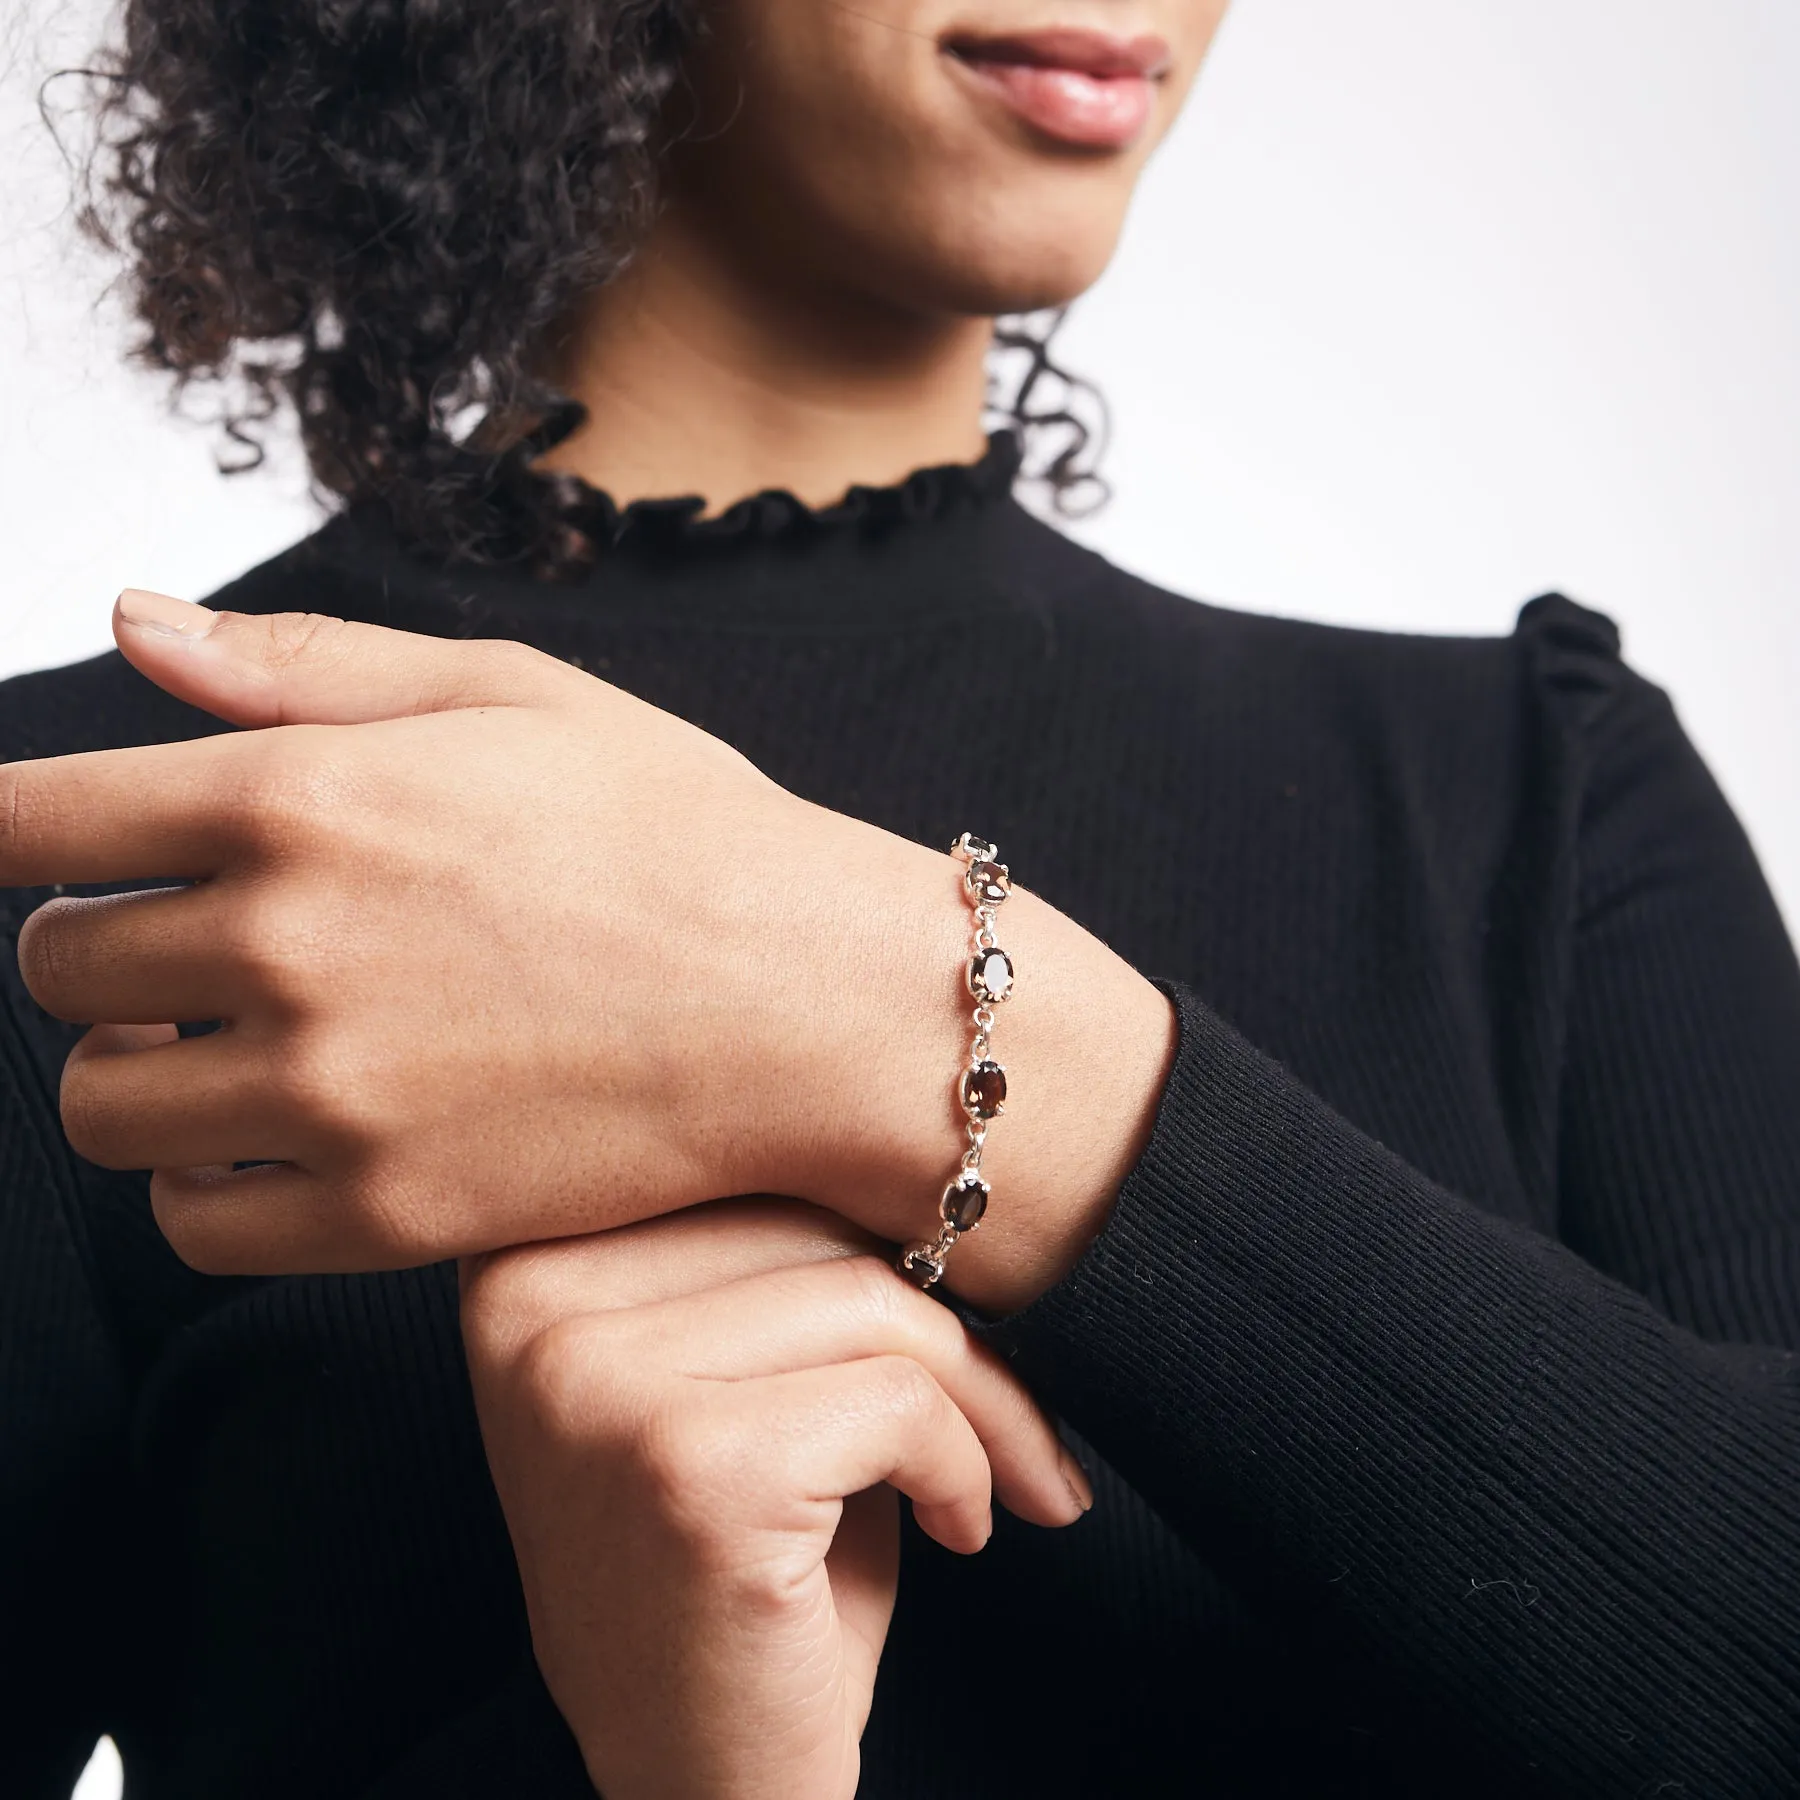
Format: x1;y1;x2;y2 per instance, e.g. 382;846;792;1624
916;233;1126;319
960;227;1125;314
826;179;1133;319
924;258;1117;320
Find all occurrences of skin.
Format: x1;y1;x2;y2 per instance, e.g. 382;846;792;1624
14;594;1174;1311
540;0;1230;506
463;1199;1091;1798
7;2;1232;1791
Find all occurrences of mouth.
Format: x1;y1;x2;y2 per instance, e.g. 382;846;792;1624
941;27;1172;151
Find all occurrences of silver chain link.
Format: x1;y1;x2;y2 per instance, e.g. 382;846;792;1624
898;834;1014;1289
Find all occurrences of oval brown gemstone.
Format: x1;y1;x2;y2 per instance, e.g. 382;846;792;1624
968;947;1015;1005
966;861;1010;907
900;1248;943;1287
941;1173;989;1231
961;1059;1007;1119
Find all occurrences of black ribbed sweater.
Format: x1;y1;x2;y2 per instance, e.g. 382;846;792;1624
4;442;1799;1798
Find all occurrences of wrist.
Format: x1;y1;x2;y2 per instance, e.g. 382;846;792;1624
780;820;1176;1315
742;810;967;1232
934;887;1175;1312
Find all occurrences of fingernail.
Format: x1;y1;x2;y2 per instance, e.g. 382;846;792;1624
117;588;217;638
1060;1449;1094;1515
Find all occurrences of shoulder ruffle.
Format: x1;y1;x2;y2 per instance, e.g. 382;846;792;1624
1515;591;1626;722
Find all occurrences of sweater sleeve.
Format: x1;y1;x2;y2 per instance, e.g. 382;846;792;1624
976;655;1800;1794
0;939;134;1797
359;1660;596;1798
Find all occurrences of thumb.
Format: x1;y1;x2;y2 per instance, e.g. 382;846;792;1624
112;588;576;727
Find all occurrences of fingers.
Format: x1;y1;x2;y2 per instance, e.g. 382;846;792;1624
77;1020;179;1055
822;1483;901;1704
735;1355;995;1554
55;1025;405;1277
464;1212;1091;1531
0;735;253;886
112;590;580;727
0;603;586;889
620;1255;1085;1528
148;1160;386;1276
60;1024;297;1171
19;888;245;1025
460;1198;883;1353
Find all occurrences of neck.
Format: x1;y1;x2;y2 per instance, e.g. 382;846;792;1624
535;205;994;511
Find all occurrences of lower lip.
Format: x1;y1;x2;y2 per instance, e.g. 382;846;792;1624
953;57;1156;150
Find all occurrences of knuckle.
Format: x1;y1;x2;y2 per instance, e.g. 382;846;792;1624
827;1252;946;1364
349;1182;438;1267
632;1395;738;1517
839;1251;913;1331
306;1158;452;1268
256;610;354;674
218;886;331;1009
269;1033;336;1123
271;1031;369;1141
481;636;553;684
231;731;358;854
471;635;575;707
515;1316;615;1436
868;1353;943;1422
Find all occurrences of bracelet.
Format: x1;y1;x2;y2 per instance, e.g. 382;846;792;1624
898;833;1015;1289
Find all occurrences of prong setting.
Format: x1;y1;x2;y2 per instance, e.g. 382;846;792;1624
898;835;1019;1289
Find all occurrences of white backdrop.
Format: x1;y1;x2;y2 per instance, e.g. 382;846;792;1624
4;0;1798;921
3;3;1797;1788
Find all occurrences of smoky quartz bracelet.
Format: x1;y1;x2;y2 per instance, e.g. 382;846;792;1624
897;833;1015;1289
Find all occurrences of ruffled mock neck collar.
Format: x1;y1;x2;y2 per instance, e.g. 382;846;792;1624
558;429;1023;550
313;426;1066;638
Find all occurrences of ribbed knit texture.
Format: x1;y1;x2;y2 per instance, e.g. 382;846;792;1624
2;441;1797;1797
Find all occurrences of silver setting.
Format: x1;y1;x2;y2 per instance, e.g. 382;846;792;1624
961;1058;1007;1121
898;1238;949;1288
899;835;1018;1289
968;946;1015;1007
940;1170;991;1232
965;861;1011;908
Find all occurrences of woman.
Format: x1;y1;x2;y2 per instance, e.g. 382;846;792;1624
3;0;1797;1794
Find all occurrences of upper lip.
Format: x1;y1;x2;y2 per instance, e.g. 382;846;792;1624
941;27;1173;80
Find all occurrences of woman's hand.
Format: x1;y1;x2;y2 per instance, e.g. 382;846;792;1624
460;1198;1092;1800
3;594;1175;1308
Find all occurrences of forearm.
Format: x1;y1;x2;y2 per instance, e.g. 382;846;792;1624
976;981;1800;1794
759;805;1178;1314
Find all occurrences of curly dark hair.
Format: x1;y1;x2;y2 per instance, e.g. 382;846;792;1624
67;0;1106;577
